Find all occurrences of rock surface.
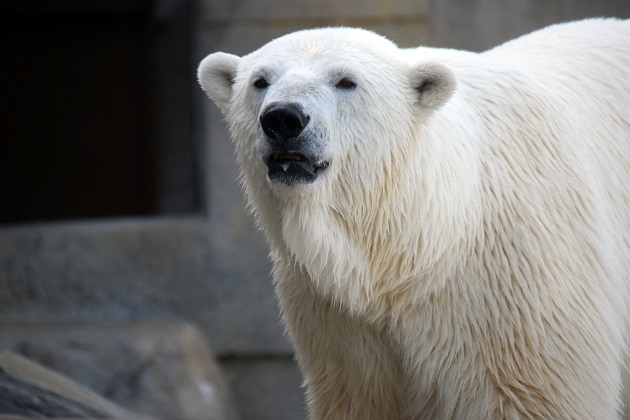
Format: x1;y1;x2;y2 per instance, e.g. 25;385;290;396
0;366;105;418
0;351;151;419
0;322;236;420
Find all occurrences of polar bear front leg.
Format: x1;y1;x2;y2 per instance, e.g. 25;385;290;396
275;268;405;420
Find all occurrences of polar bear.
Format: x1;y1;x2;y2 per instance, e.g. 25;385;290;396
198;19;630;419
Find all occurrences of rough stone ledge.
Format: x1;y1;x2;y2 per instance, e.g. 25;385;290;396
0;217;291;355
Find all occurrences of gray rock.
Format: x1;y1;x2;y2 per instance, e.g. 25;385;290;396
0;350;151;420
0;322;236;420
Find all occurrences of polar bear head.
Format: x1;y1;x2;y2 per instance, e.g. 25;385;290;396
199;28;463;307
198;28;456;191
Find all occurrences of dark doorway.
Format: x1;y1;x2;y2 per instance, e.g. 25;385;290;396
0;0;196;224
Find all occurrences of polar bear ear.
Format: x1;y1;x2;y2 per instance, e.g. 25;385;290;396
409;62;456;110
197;52;241;115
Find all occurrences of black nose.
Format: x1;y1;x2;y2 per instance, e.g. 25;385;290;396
260;103;310;141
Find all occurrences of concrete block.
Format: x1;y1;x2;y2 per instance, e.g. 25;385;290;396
0;219;291;355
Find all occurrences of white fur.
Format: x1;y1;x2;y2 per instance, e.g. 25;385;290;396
198;19;630;419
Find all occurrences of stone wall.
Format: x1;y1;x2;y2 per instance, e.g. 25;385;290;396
431;0;630;51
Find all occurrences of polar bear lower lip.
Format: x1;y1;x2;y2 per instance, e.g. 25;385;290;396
265;153;329;185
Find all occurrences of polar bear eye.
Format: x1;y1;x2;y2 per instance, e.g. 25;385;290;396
336;78;356;90
253;77;270;89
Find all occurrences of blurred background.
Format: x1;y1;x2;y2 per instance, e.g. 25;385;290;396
0;0;628;419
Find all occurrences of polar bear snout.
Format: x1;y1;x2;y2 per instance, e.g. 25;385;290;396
260;102;310;142
259;102;329;186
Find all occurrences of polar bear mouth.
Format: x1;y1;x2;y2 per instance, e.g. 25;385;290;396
271;153;308;163
265;153;329;185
